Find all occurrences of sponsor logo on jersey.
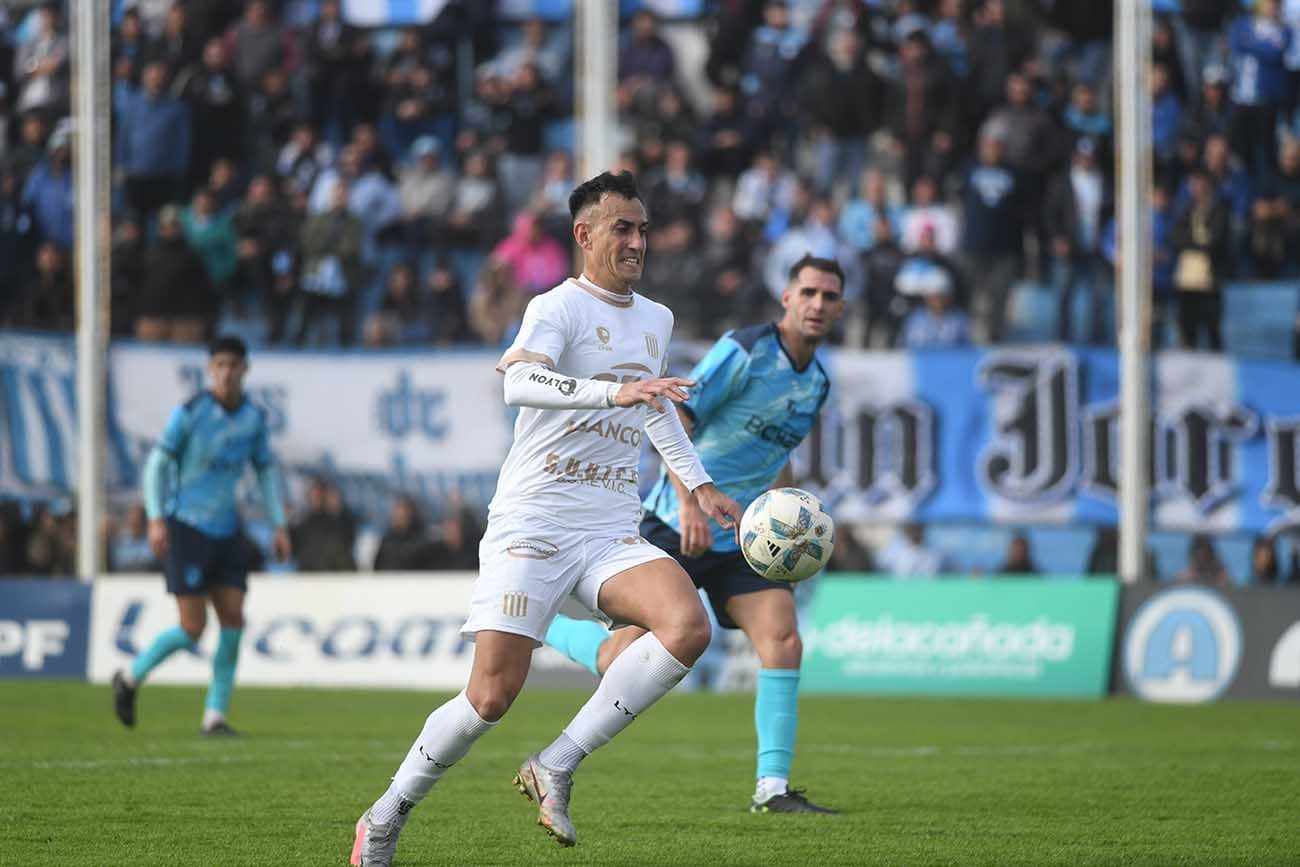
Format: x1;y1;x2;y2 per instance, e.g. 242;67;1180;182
502;592;530;618
504;539;560;560
596;326;611;345
528;371;577;396
562;418;643;447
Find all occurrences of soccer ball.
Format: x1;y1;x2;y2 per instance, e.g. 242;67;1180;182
739;487;834;583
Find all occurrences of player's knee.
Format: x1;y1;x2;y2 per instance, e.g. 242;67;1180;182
659;610;711;665
180;622;205;642
465;682;518;722
754;625;802;668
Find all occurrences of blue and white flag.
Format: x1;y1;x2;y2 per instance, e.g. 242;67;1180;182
342;0;450;27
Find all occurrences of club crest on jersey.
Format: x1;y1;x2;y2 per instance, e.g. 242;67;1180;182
644;333;660;358
595;326;612;349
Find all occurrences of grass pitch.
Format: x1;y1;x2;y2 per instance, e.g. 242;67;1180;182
1;682;1297;866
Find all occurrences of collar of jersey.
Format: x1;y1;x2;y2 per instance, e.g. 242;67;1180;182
573;274;635;308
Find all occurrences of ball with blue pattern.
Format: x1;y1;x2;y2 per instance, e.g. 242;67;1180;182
739;487;835;583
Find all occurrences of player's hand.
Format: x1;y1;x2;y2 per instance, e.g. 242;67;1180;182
692;483;743;545
272;526;292;562
148;519;169;559
677;498;714;557
614;377;695;413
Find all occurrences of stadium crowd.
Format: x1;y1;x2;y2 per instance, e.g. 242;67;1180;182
3;0;1300;585
0;0;1298;353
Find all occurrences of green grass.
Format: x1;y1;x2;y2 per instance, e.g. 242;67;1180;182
1;683;1298;866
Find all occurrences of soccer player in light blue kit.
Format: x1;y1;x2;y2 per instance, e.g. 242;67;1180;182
545;254;845;812
112;336;291;735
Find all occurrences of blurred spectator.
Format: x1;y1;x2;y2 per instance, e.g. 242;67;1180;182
1181;63;1232;144
362;262;431;347
863;215;908;346
21;120;72;249
900;175;959;255
13;3;68;116
499;64;557;213
732;151;797;228
978;72;1056;188
0;501;31;574
966;0;1035;127
998;533;1040;575
108;217;143;337
136;204;215;343
8;241;71;331
530;149;574;237
0;165;37;320
1061;82;1113;158
1172;167;1230;351
26;502;75;576
1250;137;1300;277
144;3;201;75
620;9;676;90
181;188;239;297
176;37;244;190
233;174;300;334
1151;183;1179;345
206;157;242;215
245;68;297;173
641;217;706;324
1152;16;1190;104
741;0;807;145
290;479;357;572
1045;137;1110;345
443;150;505;251
398;136;456;253
696;205;758;337
226;0;288;91
839;168;904;256
1249;534;1280;584
117;61;191;224
798;28;883;197
426;264;474;345
298;178;363;345
7;111;50;183
1151;61;1185;167
960;133;1024;343
305;0;366;146
373;495;436;571
763;196;859;301
110;504;157;573
426;494;481;571
469;259;526;345
489;210;567;297
888;29;956;189
277;121;334;199
1178;532;1230;586
1179;1;1237;95
1085;526;1158;578
877;522;951;578
696;88;752;179
1228;0;1290;181
488;17;566;86
645;139;708;228
898;268;970;348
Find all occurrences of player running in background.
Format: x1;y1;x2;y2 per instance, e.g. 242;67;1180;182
350;172;742;866
545;254;845;814
112;336;291;735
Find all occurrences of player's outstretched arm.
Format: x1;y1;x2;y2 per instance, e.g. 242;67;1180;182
502;361;621;409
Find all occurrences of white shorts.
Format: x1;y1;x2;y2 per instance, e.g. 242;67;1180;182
460;515;673;646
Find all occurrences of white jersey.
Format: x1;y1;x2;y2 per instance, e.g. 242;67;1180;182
491;276;673;535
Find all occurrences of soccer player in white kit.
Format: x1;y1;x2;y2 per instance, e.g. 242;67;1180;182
350;171;743;866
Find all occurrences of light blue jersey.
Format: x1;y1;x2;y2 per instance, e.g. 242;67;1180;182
644;322;830;552
143;392;286;538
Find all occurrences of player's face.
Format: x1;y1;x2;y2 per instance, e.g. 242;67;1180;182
208;352;248;403
582;195;649;288
781;267;845;342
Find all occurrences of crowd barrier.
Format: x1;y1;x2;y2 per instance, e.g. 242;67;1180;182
3;575;1297;703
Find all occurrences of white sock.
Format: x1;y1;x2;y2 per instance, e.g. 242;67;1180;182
538;732;587;773
755;776;789;803
373;689;496;823
202;708;224;729
554;631;689;770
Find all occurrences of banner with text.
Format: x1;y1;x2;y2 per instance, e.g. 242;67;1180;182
802;577;1120;697
0;334;514;523
0;579;90;678
87;574;589;690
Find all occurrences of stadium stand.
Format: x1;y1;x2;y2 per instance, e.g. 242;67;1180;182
1;0;1298;584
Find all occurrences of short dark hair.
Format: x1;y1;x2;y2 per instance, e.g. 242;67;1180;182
568;171;642;221
209;335;248;359
787;253;845;289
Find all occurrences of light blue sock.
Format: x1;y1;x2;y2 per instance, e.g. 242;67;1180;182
755;668;800;780
130;625;196;685
543;615;610;677
205;627;242;714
